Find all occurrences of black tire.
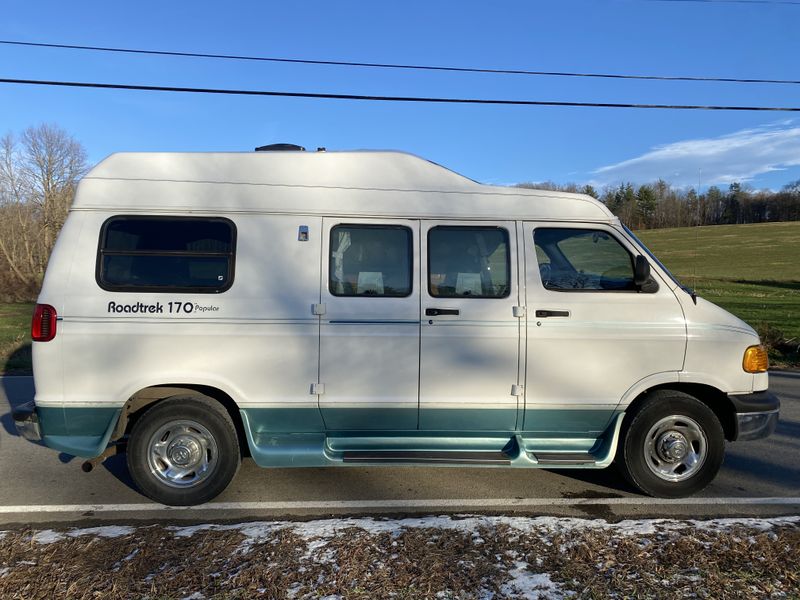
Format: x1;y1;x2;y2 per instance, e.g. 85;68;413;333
127;395;241;506
618;390;725;498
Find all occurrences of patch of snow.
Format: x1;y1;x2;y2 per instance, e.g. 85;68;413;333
31;525;134;544
168;514;800;554
170;524;218;538
501;561;568;600
302;538;331;560
32;530;63;544
23;514;800;552
68;525;134;539
181;593;205;600
0;567;10;578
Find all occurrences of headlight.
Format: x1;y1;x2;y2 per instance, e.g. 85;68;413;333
743;345;769;373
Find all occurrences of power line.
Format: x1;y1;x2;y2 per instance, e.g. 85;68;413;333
2;77;799;111
643;0;800;5
1;39;798;86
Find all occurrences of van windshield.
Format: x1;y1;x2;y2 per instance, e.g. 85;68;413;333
622;224;693;296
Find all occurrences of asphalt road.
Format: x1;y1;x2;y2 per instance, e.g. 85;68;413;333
1;373;798;525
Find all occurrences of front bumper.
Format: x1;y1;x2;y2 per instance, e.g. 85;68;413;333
12;401;42;442
729;390;780;441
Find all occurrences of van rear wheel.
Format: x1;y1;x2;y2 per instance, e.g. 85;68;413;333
619;390;725;498
127;396;240;506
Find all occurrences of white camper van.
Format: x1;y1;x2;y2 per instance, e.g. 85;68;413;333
14;147;779;506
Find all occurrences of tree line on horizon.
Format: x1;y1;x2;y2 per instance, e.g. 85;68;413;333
517;179;800;230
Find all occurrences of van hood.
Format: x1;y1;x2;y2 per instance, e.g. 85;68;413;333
682;294;759;340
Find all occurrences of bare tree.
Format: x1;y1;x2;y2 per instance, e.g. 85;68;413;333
0;124;87;300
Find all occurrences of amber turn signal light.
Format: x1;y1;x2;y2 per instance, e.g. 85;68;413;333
743;345;769;373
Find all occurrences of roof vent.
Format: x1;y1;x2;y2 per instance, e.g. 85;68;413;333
254;143;306;152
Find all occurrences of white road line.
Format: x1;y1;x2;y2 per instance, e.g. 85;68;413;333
0;497;799;514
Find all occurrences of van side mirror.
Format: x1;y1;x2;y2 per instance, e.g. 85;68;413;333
634;255;658;293
634;255;650;285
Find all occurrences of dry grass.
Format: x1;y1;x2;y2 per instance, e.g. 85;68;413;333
534;525;800;598
0;517;798;599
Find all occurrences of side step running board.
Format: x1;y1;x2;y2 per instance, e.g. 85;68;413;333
342;450;511;465
532;452;595;464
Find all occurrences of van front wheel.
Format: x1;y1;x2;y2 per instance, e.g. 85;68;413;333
127;396;241;506
619;391;725;498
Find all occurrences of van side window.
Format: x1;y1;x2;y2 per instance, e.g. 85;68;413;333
428;227;510;298
329;225;412;297
97;216;236;293
533;228;635;291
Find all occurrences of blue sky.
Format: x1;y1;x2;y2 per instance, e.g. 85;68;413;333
2;0;799;191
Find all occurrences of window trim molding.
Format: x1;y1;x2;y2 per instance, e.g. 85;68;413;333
327;223;414;298
95;215;237;294
427;225;511;300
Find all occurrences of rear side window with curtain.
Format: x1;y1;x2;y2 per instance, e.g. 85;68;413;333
428;226;510;298
97;216;236;293
329;225;412;297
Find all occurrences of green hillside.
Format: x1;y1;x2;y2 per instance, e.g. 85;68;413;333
637;221;799;365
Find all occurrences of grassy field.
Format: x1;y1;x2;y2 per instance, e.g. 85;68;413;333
637;221;799;365
0;302;33;375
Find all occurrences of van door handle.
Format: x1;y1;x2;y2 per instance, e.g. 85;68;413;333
425;308;460;316
535;309;570;318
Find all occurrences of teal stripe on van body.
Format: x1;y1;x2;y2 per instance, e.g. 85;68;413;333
320;407;418;431
40;406;121;458
38;405;119;438
240;407;326;433
37;406;68;436
522;408;619;434
65;406;120;437
239;406;616;435
419;408;518;431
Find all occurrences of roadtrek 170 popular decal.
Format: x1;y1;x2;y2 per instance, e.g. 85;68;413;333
107;301;220;314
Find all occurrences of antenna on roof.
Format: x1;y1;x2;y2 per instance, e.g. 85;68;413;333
255;143;306;152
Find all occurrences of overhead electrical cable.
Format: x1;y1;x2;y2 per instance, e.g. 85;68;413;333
0;39;798;86
642;0;800;5
1;77;799;111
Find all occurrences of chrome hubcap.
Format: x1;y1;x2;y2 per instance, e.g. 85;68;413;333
147;420;218;488
644;415;707;482
657;432;688;462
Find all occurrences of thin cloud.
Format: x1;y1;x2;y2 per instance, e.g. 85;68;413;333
590;122;800;187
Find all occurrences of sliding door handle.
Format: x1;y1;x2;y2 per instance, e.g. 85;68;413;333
425;308;460;316
535;309;570;318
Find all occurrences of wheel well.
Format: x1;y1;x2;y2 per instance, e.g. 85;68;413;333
625;383;737;441
111;384;250;456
